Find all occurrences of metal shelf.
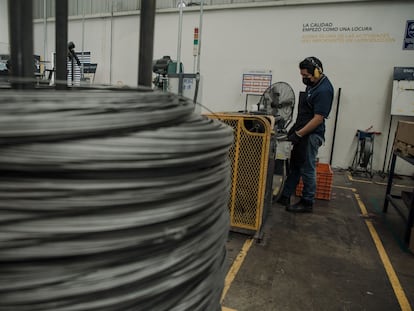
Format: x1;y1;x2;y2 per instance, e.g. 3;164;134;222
382;151;414;245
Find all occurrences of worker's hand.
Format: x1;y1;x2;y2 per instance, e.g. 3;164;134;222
287;131;302;144
287;126;295;136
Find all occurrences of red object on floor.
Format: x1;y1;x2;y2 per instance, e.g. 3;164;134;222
295;163;333;200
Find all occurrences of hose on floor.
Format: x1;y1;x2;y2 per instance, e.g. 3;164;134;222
0;89;234;311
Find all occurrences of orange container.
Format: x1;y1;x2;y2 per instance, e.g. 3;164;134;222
295;163;333;200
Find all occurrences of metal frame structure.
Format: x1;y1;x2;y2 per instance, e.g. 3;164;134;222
8;0;156;89
206;113;275;237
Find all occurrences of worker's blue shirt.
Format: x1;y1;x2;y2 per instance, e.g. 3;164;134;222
305;75;334;139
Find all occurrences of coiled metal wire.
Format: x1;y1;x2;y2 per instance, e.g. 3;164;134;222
0;89;234;311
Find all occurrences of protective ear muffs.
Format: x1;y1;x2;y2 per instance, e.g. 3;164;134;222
306;57;322;79
313;67;321;79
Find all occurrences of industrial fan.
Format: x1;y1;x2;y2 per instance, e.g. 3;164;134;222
257;81;295;134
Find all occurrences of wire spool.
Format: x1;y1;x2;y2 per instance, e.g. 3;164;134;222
0;89;234;311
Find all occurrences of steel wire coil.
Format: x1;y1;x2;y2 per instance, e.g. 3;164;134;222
0;89;234;311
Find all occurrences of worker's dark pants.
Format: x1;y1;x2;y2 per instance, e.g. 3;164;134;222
282;133;323;203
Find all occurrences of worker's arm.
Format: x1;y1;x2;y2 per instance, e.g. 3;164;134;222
296;114;324;137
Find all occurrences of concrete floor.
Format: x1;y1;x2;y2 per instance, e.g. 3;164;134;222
222;169;414;311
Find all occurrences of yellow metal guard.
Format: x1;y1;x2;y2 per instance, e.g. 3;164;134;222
206;113;273;233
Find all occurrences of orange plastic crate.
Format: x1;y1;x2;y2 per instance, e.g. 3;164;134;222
295;163;333;200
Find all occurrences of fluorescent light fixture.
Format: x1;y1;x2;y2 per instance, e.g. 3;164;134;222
177;1;187;8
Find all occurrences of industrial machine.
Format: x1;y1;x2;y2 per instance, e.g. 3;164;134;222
350;128;380;178
152;55;200;113
256;81;295;201
206;81;295;238
152;55;180;91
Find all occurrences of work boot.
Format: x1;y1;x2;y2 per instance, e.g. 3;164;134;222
275;195;290;207
286;198;313;213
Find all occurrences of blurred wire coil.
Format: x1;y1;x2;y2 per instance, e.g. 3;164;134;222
0;89;234;311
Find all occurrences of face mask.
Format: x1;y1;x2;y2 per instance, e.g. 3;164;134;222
302;77;313;86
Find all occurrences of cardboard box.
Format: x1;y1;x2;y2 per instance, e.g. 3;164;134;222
394;121;414;146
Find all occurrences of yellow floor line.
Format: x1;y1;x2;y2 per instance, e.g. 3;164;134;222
354;192;412;311
222;307;238;311
347;172;412;188
347;173;374;184
332;185;356;192
221;238;254;303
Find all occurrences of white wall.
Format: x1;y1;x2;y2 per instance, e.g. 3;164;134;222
26;1;414;174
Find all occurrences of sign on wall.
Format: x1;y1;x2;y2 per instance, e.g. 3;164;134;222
391;67;414;116
403;20;414;50
241;70;272;94
301;21;396;44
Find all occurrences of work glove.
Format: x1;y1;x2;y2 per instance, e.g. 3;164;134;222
287;131;302;144
287;126;295;136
